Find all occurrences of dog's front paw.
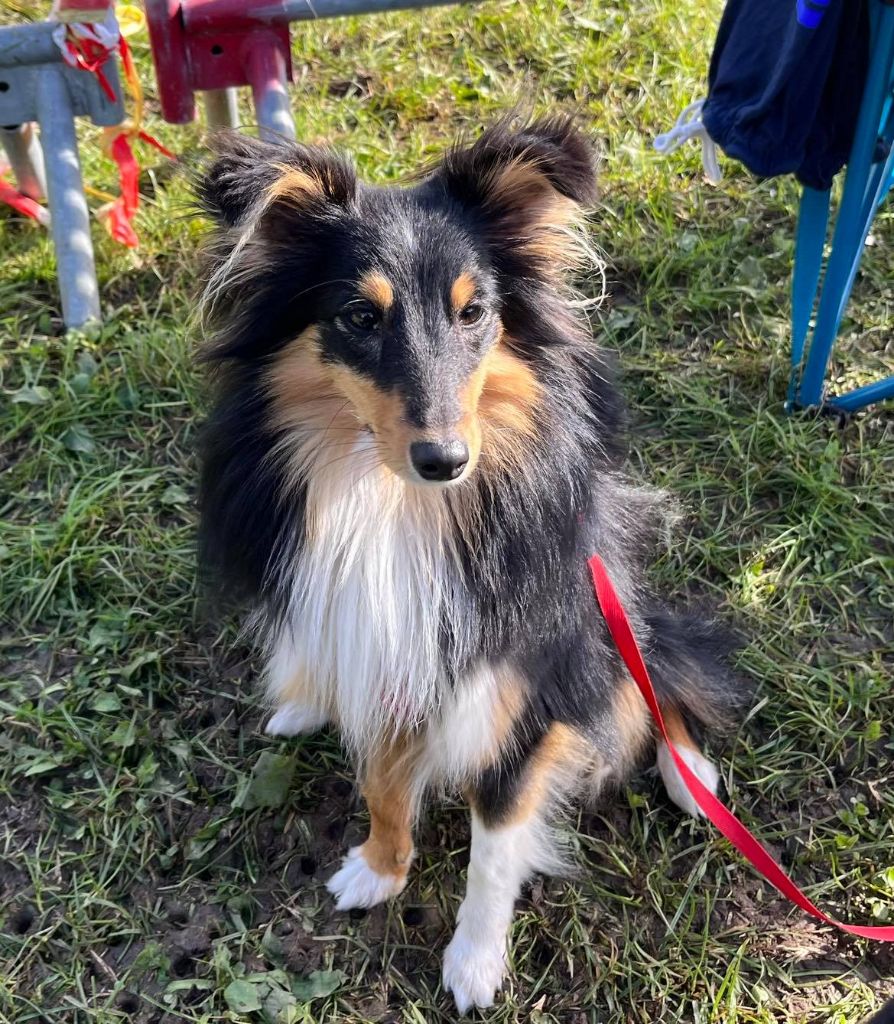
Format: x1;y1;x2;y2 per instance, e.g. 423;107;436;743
265;702;329;737
326;846;409;910
657;743;720;818
442;925;507;1014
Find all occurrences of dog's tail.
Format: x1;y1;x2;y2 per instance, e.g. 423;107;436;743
644;608;749;736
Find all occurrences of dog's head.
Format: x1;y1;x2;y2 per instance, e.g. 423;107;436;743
198;117;597;487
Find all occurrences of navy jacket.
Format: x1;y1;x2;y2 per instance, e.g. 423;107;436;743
702;0;870;189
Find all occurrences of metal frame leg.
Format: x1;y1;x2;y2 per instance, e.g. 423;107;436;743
788;186;831;409
203;87;240;130
0;122;47;199
829;375;894;412
245;36;295;141
797;3;894;406
35;66;100;328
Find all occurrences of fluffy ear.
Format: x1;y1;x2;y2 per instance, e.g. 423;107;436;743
432;115;598;273
197;133;356;358
196;130;356;228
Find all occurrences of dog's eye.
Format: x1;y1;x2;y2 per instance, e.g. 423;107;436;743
458;302;484;326
347;303;381;332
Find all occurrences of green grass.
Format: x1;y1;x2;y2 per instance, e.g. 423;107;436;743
2;1;893;1021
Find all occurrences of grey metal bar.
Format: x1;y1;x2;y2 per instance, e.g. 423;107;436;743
36;65;100;328
203;87;240;130
0;22;67;68
0;123;46;199
280;0;459;19
246;41;295;141
184;0;460;30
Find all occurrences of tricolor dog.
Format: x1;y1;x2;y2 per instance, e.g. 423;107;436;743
195;117;743;1013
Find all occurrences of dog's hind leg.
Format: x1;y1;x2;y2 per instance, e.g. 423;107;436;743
327;733;419;910
605;676;720;818
642;608;743;816
655;705;720;817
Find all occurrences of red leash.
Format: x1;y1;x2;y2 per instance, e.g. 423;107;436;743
588;554;894;941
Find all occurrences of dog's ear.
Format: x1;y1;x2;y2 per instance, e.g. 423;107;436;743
197;131;356;228
432;116;597;270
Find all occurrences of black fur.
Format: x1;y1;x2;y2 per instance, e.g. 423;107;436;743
197;116;747;797
868;1000;894;1024
473;704;550;825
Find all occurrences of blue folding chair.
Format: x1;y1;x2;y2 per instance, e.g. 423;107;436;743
790;0;894;414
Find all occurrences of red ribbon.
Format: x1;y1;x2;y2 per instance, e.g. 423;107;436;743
136;129;176;162
588;553;894;941
62;31;176;248
64;36;116;101
96;132;138;248
0;177;49;226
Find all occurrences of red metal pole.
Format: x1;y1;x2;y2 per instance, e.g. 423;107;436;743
184;0;291;32
145;0;196;123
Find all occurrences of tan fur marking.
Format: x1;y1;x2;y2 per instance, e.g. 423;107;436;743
268;337;462;484
474;340;542;471
265;329;359;447
274;672;336;724
490;671;526;756
267;166;325;207
487;160;579;227
265;329;376;538
357;271;394;311
487;160;551;207
325;364;420;478
358;734;419;877
450;272;477;312
612;679;651;771
265;326;542;489
486;159;589;270
503;723;584;825
661;705;700;752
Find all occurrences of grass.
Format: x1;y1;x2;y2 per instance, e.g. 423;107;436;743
1;1;893;1021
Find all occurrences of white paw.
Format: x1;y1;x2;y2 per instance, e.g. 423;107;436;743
657;742;719;818
442;926;507;1014
326;846;408;911
265;702;329;737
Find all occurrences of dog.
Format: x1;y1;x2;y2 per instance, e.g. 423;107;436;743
195;116;744;1013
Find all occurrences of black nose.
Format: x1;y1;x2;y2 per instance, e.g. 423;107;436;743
410;440;469;482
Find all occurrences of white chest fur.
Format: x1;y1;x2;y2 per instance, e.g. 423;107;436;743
263;433;459;750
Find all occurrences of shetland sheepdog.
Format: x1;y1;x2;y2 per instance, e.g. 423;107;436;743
196;117;743;1013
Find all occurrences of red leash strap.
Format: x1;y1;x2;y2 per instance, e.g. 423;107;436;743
588;554;894;941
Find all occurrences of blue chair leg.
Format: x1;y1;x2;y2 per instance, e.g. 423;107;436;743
797;3;894;407
831;375;894;412
788;186;830;410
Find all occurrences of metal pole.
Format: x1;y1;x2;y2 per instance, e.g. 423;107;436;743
183;0;461;31
245;37;294;141
35;66;101;328
0;22;67;66
0;123;46;199
144;0;196;123
281;0;458;19
830;374;894;413
203;87;241;130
